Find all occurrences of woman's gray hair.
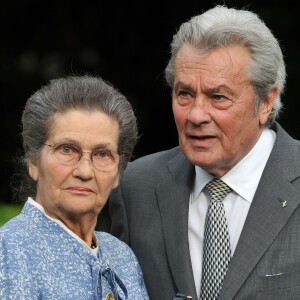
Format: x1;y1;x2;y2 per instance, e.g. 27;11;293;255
165;5;286;127
16;75;138;199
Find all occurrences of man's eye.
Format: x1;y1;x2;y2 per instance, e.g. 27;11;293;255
210;94;233;109
212;94;225;101
178;90;191;97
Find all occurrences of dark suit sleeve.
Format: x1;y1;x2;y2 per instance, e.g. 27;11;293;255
109;185;130;244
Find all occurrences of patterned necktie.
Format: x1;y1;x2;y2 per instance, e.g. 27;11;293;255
200;178;232;300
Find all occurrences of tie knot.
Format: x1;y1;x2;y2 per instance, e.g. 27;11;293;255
205;178;231;202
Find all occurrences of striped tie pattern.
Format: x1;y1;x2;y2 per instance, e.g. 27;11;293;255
200;178;232;300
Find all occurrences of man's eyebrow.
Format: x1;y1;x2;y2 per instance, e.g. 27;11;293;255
173;81;192;90
204;85;230;92
174;81;233;94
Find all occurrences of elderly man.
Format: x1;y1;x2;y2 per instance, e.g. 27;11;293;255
109;5;300;300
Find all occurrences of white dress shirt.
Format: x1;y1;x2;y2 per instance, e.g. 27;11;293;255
188;128;276;298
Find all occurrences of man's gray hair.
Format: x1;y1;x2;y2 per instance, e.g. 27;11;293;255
165;5;286;126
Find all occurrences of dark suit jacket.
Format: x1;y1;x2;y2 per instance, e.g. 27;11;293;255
109;123;300;300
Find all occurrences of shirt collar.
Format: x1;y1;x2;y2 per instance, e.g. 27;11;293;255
27;198;99;255
192;128;276;203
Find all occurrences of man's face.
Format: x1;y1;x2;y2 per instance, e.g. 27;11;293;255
172;44;276;177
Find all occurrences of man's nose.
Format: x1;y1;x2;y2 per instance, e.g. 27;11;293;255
187;97;212;125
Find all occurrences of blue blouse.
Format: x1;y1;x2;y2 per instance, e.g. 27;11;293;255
0;200;149;299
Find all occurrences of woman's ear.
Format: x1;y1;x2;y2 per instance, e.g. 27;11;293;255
28;160;39;181
112;174;120;189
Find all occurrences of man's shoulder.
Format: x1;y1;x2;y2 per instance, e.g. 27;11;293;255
266;123;300;180
273;122;300;153
129;146;182;169
121;146;184;180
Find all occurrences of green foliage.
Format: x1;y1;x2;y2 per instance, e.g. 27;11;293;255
0;203;24;227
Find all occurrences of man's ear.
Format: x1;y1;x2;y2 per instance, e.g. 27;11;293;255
259;87;279;126
28;160;39;181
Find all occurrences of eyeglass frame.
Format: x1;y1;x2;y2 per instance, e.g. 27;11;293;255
43;142;120;171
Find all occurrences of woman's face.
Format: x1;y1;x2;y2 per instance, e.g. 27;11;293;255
29;109;120;222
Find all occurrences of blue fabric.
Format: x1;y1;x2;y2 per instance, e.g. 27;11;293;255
0;201;149;299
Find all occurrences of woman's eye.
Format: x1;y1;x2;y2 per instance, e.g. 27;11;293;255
57;145;76;154
62;147;72;154
94;149;110;158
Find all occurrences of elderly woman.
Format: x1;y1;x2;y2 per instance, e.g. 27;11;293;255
0;75;149;299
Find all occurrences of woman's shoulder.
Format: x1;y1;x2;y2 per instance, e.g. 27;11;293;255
95;231;128;248
95;231;136;259
95;232;143;281
0;212;29;238
95;232;149;299
0;202;47;248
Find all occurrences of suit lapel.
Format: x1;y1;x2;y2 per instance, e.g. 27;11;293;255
156;150;198;299
220;123;300;299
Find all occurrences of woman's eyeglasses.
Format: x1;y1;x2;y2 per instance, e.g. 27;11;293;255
44;143;119;172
